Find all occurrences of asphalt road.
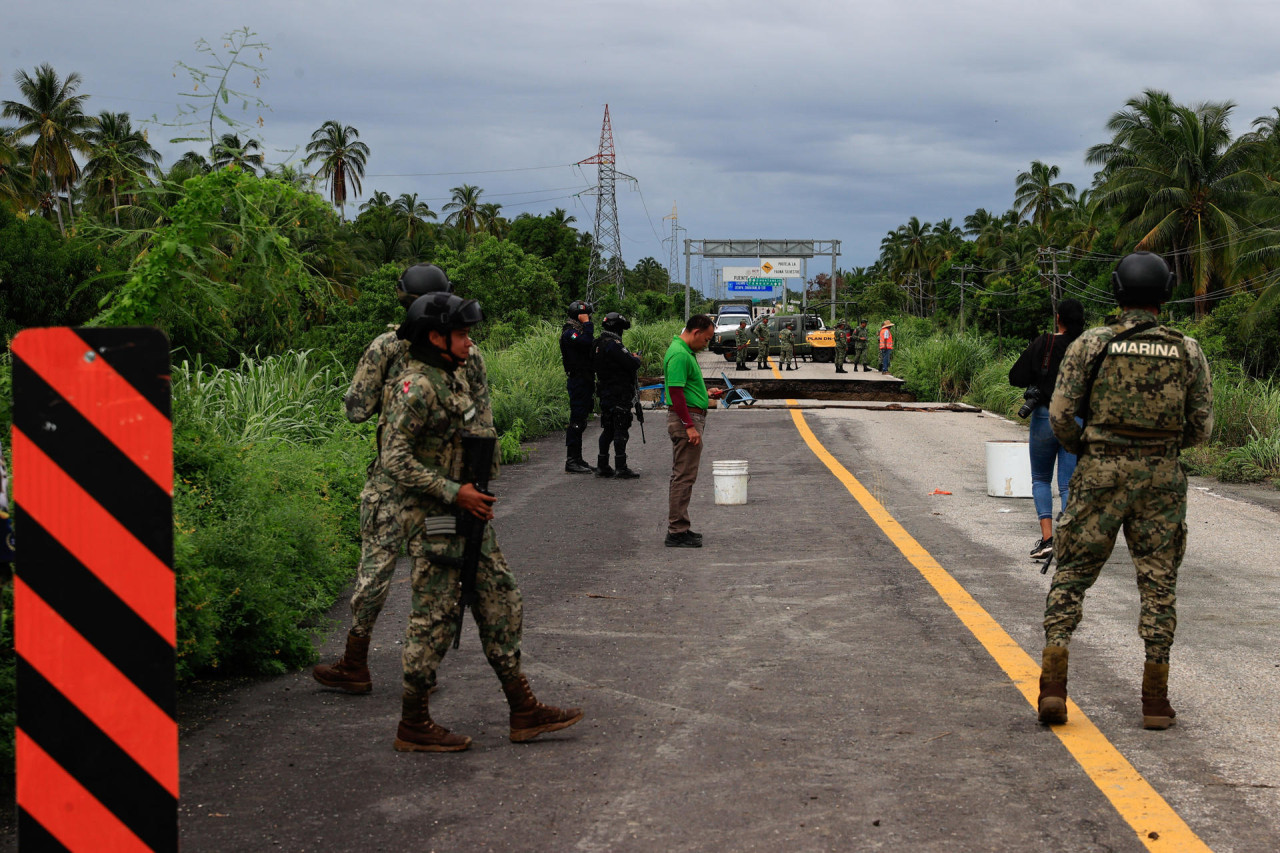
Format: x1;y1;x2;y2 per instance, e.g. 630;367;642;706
169;401;1279;852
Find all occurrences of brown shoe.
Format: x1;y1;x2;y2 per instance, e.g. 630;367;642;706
1037;646;1068;724
393;689;471;752
1141;661;1176;730
501;674;583;742
313;631;372;694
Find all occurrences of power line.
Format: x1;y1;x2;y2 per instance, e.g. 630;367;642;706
365;163;575;178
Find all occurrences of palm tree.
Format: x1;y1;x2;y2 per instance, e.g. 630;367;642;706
477;201;507;238
442;184;484;235
1014;161;1076;234
548;207;577;227
211;133;264;174
303;120;369;222
83;111;162;225
2;64;95;234
262;162;317;191
0;125;28;210
359;190;391;213
1090;94;1264;317
391;192;435;235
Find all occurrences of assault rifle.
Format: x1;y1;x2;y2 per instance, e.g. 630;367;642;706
453;431;496;649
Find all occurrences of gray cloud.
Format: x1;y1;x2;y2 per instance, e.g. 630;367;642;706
6;0;1280;280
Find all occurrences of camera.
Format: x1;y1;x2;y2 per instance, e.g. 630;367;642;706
1018;386;1045;419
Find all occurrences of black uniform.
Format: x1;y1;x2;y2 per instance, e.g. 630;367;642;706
594;329;640;468
560;318;595;463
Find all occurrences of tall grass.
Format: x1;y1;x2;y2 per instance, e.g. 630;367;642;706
481;318;684;454
896;332;995;402
173;350;353;446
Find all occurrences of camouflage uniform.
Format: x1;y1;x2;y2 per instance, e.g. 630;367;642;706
343;327;494;639
851;323;869;370
1043;309;1213;664
834;325;848;369
735;325;750;368
778;327;795;369
378;347;520;694
753;321;771;368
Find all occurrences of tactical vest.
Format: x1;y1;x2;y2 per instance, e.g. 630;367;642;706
1087;324;1189;435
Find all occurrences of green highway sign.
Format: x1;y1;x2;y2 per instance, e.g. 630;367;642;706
746;278;777;287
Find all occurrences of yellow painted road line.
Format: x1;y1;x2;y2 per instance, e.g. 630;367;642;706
787;406;1212;853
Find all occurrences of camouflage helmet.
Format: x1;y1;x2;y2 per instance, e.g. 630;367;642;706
602;311;631;334
1112;252;1174;305
397;292;483;347
397;263;453;296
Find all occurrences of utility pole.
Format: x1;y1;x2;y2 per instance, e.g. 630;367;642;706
955;265;968;332
577;105;635;304
1050;249;1060;316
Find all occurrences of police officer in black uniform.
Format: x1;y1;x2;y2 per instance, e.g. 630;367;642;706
593;312;641;479
560;300;596;473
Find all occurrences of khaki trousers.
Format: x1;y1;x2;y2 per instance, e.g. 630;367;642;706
667;408;707;534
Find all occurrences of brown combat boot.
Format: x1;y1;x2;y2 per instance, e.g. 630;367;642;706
1037;646;1069;724
312;631;372;694
1141;661;1177;730
393;689;471;752
501;674;583;743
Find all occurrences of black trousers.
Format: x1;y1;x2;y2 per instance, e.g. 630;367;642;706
566;375;593;457
597;404;633;459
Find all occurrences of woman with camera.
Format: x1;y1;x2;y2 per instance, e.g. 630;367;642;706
1008;299;1085;560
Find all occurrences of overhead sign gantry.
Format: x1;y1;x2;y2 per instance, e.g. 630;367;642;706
683;239;842;321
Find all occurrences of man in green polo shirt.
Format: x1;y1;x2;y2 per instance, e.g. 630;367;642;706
663;313;715;548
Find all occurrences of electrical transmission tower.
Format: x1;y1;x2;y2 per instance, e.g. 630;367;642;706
577;105;635;304
662;202;684;295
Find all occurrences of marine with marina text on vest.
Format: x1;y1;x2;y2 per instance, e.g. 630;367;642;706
1036;251;1212;732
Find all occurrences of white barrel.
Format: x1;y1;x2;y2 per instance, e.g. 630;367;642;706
985;440;1032;498
712;459;750;505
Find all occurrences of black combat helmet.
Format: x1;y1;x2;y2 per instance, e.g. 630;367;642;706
1112;252;1174;305
397;263;454;297
397;292;484;347
567;300;593;319
602;312;631;334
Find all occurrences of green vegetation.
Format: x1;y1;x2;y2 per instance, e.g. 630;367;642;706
5;36;1280;771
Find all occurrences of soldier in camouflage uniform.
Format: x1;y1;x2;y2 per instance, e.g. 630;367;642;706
1037;252;1212;731
779;323;796;371
734;320;750;370
753;317;771;369
833;321;849;373
851;319;870;372
314;263;493;694
381;292;582;752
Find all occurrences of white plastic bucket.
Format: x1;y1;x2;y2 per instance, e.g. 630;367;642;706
985;440;1032;498
713;459;750;505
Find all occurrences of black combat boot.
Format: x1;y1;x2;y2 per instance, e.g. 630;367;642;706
613;455;639;479
565;452;593;474
596;455;615;478
501;674;583;742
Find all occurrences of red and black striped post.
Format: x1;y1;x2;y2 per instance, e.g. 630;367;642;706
11;327;175;852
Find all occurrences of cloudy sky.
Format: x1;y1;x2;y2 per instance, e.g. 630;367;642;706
7;0;1280;291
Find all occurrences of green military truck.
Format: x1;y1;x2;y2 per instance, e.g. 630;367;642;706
711;312;836;362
